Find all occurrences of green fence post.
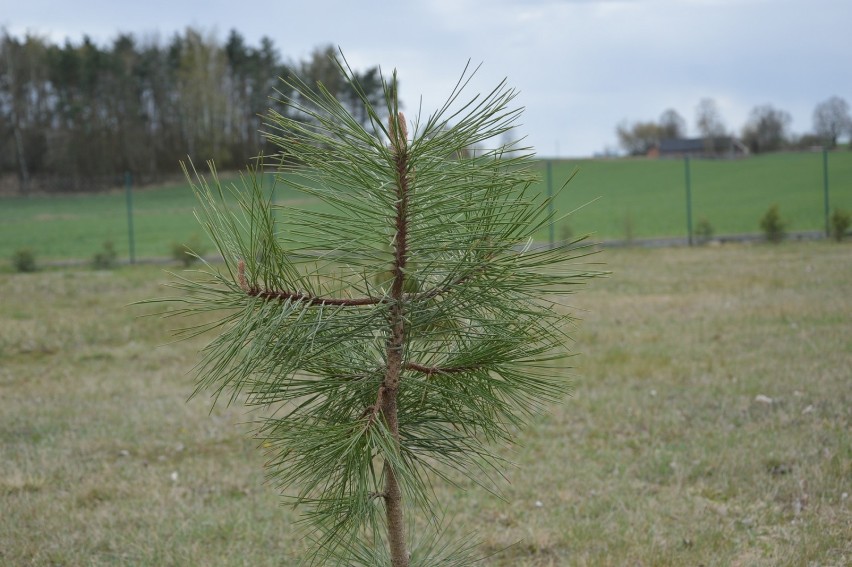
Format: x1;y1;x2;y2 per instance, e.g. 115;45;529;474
125;171;136;264
546;160;554;247
684;156;693;246
823;149;830;237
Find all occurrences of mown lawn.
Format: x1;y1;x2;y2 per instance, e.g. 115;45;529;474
2;151;851;264
540;151;852;241
1;241;849;565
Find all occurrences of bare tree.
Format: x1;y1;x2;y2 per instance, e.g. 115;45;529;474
175;29;230;160
695;98;726;155
813;96;851;148
658;108;686;139
741;104;792;153
695;98;726;138
616;120;660;155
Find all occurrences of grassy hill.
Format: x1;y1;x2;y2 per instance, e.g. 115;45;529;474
1;151;851;263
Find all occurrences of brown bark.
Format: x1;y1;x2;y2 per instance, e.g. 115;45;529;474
382;110;410;567
381;380;407;566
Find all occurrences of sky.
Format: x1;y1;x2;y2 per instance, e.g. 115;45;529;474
2;0;850;157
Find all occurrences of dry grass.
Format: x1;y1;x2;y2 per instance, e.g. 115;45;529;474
1;242;850;565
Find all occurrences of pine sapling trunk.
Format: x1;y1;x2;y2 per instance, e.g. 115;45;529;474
382;110;410;567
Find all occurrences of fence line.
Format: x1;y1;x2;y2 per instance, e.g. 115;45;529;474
1;151;849;267
541;149;846;248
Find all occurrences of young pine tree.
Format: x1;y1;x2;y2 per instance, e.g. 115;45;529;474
163;57;598;566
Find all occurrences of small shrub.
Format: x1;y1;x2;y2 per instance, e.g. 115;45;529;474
760;204;787;243
12;248;37;273
694;218;714;245
830;208;851;242
92;241;118;269
172;235;206;267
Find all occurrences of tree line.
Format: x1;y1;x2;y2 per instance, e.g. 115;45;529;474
616;96;852;156
0;28;388;194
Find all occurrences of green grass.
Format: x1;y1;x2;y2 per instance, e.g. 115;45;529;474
0;174;247;263
1;241;849;565
542;151;852;241
1;152;851;264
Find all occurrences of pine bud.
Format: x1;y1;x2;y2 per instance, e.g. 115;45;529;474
237;259;249;292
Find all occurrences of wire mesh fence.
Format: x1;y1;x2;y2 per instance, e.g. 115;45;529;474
537;149;851;246
1;151;850;268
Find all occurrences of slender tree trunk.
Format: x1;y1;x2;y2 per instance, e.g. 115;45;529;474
12;119;29;196
381;110;410;567
5;48;30;195
381;378;407;566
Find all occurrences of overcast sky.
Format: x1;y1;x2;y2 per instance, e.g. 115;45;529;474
3;0;850;157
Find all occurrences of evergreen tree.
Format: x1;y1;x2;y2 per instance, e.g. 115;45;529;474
161;54;597;565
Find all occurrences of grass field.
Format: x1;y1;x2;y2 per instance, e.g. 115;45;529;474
1;241;849;565
2;151;851;264
546;151;852;241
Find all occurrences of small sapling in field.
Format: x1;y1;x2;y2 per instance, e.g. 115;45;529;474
12;247;37;273
760;204;787;243
155;53;597;565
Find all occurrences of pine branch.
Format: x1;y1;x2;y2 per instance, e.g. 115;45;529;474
404;362;479;376
233;247;499;309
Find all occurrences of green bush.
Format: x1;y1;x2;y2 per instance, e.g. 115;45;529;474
172;235;206;267
12;248;37;273
694;217;714;245
830;208;851;242
92;241;118;269
760;204;787;243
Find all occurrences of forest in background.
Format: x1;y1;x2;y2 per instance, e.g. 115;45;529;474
0;29;387;194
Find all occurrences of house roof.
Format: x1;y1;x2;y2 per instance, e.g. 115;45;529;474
657;136;747;155
659;138;707;153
